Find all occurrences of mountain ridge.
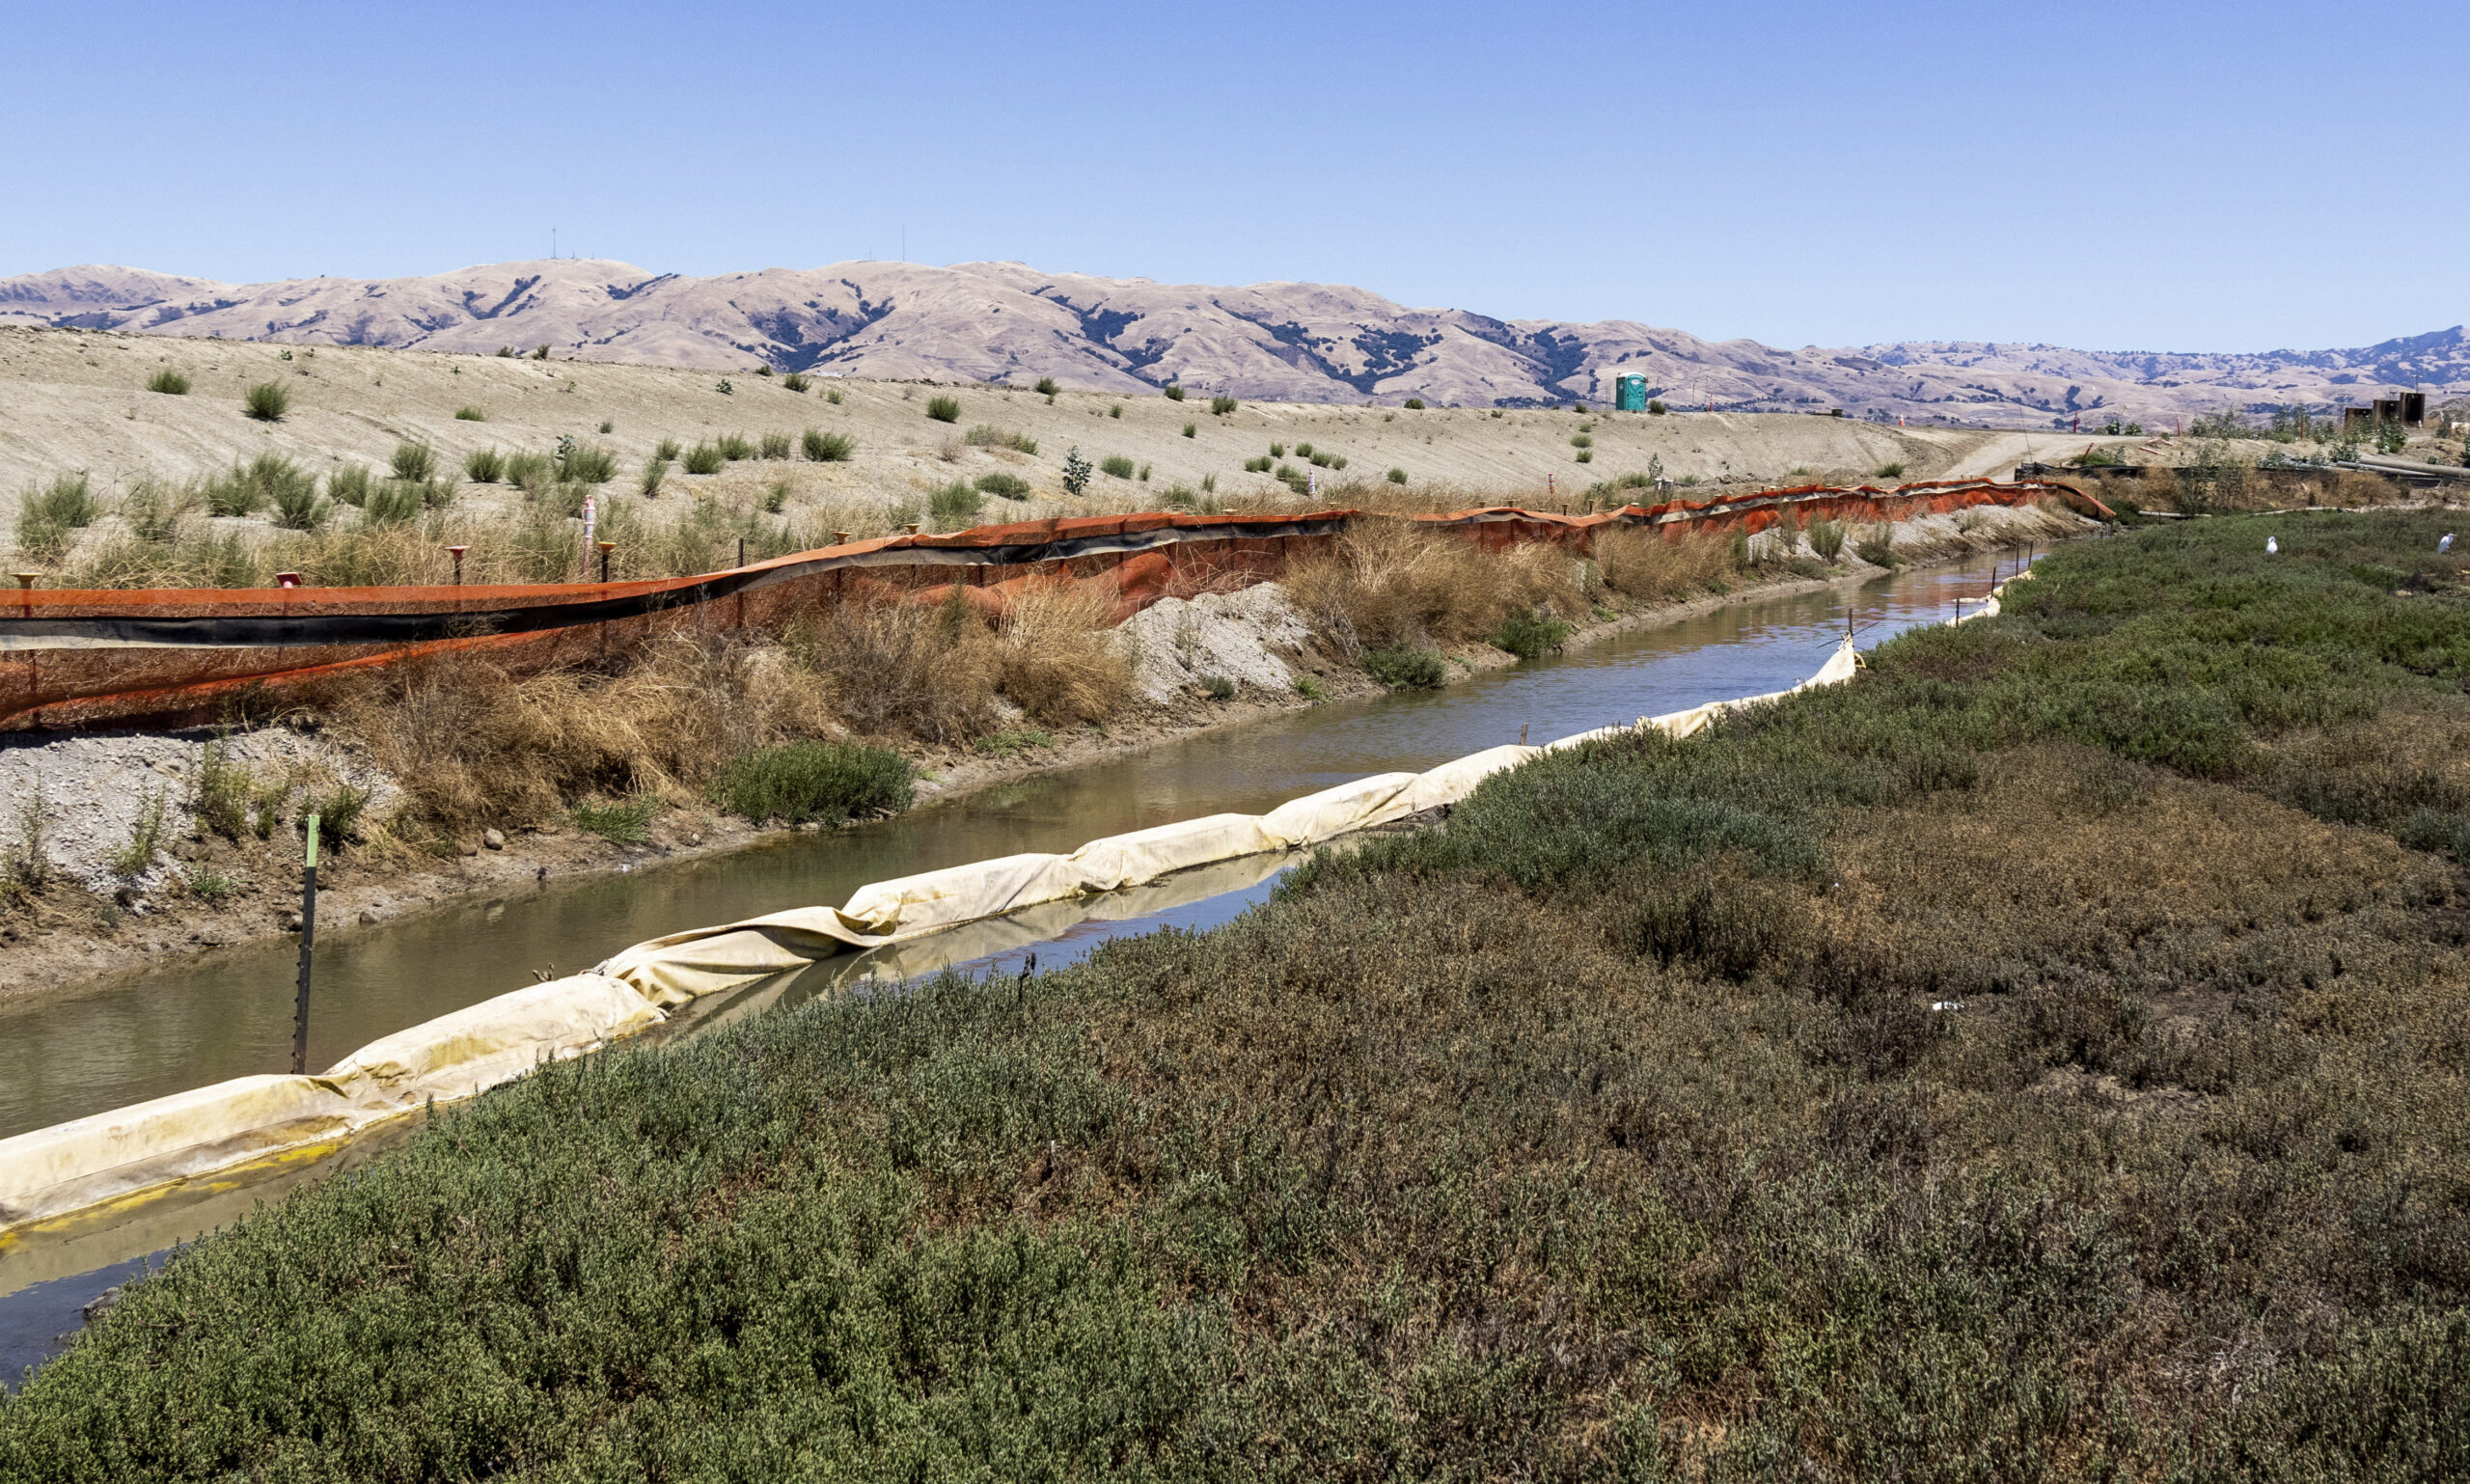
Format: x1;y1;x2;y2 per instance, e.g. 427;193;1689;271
4;259;2460;430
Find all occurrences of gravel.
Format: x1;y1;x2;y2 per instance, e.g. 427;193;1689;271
0;727;400;895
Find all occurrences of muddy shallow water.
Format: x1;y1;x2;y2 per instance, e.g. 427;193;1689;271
0;554;2027;1371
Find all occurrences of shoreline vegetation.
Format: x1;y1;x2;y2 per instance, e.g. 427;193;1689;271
2;509;2465;1472
0;504;2074;1006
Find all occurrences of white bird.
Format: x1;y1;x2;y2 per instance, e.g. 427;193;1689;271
2443;534;2456;554
2266;536;2280;556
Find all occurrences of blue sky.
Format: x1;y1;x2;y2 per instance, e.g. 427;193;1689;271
5;1;2457;352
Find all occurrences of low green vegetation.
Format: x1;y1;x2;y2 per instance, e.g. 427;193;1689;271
927;480;983;529
570;795;656;843
705;739;915;826
1488;610;1575;660
716;433;754;461
559;442;618;483
1361;643;1448;688
13;474;101;560
974;472;1031;500
1162;384;1185;401
1209;396;1237;416
1099;453;1136;480
1199;673;1236;700
963;425;1036;454
972;727;1055;756
1873;460;1906;479
12;516;2469;1476
453;405;486;422
758;431;793;460
144;370;189;396
802;428;856;461
681;442;724;475
924;395;961;423
241;380;289;422
781;372;811;394
460;448;503;483
1386;467;1408;483
389;441;435;482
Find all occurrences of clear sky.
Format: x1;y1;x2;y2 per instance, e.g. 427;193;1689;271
5;1;2458;353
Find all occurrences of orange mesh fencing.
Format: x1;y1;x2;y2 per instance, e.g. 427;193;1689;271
0;481;2097;730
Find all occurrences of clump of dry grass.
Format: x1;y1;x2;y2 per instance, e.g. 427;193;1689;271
1594;525;1737;601
992;581;1132;727
329;631;832;831
787;590;1001;746
1283;519;1585;657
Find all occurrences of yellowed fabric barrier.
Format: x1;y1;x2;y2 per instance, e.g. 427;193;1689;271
3;619;1956;1236
0;1075;354;1230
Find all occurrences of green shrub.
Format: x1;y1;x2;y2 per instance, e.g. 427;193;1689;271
1269;443;1285;458
453;405;486;422
1100;454;1136;480
14;474;100;560
1295;443;1314;458
763;481;789;514
655;438;681;461
1244;456;1273;473
972;728;1055;756
363;481;425;525
974;473;1031;500
1033;377;1058;396
1403;398;1426;409
202;455;313;518
962;425;1036;454
1854;528;1899;567
241;380;289;422
1200;674;1236;700
925;396;961;423
390;441;436;482
638;459;667;498
1648;398;1668;413
759;431;793;460
1061;447;1092;496
826;388;843;405
1210;396;1238;416
571;795;656;843
1873;461;1906;480
1386;467;1408;484
504;451;555;490
1362;645;1447;688
561;443;618;483
1807;518;1847;561
1182;422;1196;439
802;428;856;462
1293;674;1330;701
782;372;811;393
461;448;504;483
1163;384;1185;401
268;473;330;532
1489;611;1575;660
145;369;189;396
1571;433;1592;449
1575;450;1592;463
716;433;754;461
682;443;725;475
706;739;915;825
928;480;984;530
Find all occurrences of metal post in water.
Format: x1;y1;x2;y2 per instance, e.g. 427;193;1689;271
291;813;320;1076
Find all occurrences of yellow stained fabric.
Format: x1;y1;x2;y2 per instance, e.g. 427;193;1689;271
324;974;666;1106
0;1075;354;1229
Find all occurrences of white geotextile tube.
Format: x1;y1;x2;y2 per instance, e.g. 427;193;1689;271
9;588;2036;1236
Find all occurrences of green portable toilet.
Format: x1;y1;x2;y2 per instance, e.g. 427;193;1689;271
1614;372;1649;412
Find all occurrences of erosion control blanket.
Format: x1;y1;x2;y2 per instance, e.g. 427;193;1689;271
4;582;2028;1235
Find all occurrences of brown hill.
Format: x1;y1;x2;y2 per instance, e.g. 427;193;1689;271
4;260;2460;430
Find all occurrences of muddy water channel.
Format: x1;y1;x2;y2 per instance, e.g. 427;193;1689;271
0;557;2025;1375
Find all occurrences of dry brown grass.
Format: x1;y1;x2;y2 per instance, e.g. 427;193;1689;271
328;630;833;831
1594;525;1737;601
785;590;1001;746
990;581;1132;727
1281;517;1587;657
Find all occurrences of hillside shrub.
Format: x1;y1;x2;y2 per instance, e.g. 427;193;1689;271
928;480;983;530
1100;454;1136;480
796;428;852;462
759;431;793;460
1490;611;1574;659
1362;644;1447;688
1210;396;1237;416
682;443;724;475
962;425;1036;454
461;448;504;483
925;396;961;423
974;473;1031;500
241;380;289;422
145;370;189;396
453;405;485;422
390;442;435;482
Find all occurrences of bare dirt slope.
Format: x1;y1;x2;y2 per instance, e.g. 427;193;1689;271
6;260;2456;429
0;324;1994;535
